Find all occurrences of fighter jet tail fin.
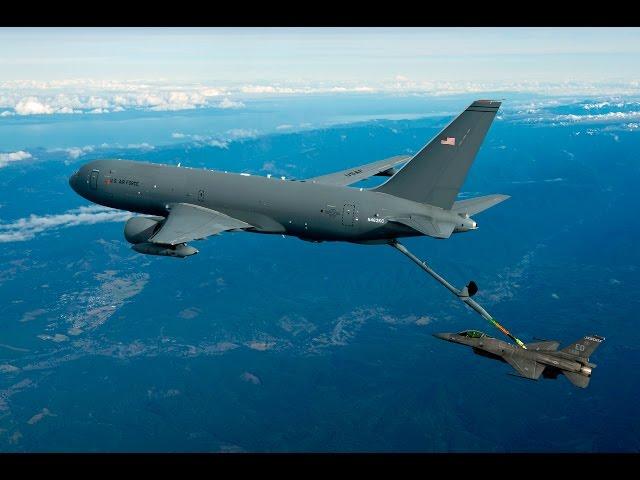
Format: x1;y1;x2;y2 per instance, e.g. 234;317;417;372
374;100;501;209
564;371;591;389
560;335;605;359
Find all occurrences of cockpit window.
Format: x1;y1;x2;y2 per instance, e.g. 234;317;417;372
457;330;488;338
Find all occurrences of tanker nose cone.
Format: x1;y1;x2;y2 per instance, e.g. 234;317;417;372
68;171;79;194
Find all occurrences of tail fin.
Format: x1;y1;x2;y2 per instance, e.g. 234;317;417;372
374;100;501;209
561;335;605;359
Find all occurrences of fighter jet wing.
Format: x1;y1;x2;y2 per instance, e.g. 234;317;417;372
149;203;252;245
307;155;411;187
503;354;546;380
389;216;456;239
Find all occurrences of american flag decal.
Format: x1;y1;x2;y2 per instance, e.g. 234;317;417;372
441;137;456;146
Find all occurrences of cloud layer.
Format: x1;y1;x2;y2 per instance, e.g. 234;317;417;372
0;205;132;243
0;80;240;116
0;150;32;168
2;78;640;117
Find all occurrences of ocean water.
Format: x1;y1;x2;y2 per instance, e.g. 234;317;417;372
0;94;638;452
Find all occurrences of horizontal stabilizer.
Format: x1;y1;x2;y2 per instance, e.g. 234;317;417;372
308;155;411;187
564;371;591;388
525;340;560;351
452;194;510;216
390;216;456;239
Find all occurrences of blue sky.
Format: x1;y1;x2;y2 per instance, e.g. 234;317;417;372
1;27;639;84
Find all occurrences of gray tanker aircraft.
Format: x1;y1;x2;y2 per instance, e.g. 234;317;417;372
433;330;605;388
69;100;508;256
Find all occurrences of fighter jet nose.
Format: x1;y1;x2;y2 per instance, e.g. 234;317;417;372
432;333;452;341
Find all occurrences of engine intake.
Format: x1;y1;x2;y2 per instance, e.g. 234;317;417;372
124;216;165;244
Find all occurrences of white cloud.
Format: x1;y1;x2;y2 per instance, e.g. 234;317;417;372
207;140;229;149
201;88;223;97
240;85;292;94
167;132;229;148
0;205;132;243
49;142;154;160
238;84;374;95
551;111;640;124
226;128;257;140
582;101;639;110
0;150;33;168
14;97;54;115
218;97;245;109
126;142;154;150
63;146;94;160
240;372;261;385
276;124;293;130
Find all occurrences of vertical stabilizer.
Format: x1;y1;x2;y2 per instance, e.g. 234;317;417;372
561;335;605;359
375;100;501;209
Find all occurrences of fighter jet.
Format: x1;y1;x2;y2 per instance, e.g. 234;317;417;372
433;330;605;388
68;100;508;257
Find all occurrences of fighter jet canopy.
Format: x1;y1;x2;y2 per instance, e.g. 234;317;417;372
457;330;489;338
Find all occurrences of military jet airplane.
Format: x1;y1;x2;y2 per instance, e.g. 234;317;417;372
68;100;507;257
433;330;605;388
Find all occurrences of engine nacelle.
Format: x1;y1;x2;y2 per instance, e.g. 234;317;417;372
124;216;165;244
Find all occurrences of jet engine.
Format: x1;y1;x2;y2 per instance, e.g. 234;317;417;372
124;216;199;258
124;216;165;244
